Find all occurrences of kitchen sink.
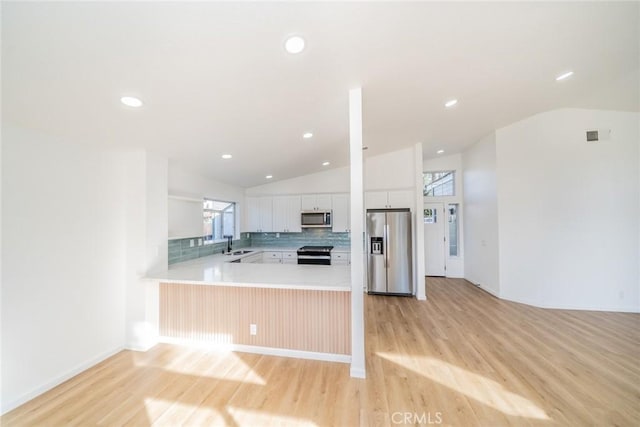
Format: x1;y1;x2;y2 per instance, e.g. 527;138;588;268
232;250;253;255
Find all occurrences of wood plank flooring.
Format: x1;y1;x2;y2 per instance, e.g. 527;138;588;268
3;278;639;426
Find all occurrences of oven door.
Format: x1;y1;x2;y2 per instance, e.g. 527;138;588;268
297;255;331;265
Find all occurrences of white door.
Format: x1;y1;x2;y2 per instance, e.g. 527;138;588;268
424;203;446;276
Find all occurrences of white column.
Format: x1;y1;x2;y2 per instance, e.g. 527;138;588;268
124;151;168;351
415;143;426;300
349;88;366;378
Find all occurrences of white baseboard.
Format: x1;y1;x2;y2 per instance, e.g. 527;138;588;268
1;345;124;415
350;366;366;378
157;336;351;364
500;295;640;313
477;284;500;298
470;281;639;313
124;338;158;353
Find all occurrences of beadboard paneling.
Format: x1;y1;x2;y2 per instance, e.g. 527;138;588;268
159;283;351;355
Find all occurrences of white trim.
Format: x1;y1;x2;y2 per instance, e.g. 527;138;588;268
1;345;124;415
350;366;366;378
168;194;202;203
473;281;640;313
500;295;640;313
414;143;426;300
157;337;351;363
477;283;500;298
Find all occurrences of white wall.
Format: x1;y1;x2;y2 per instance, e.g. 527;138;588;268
245;146;417;196
1;126;127;412
496;109;639;312
246;167;350;195
462;132;500;295
423;153;465;278
168;164;245;237
168;198;202;239
364;146;416;190
124;151;167;351
0;111;4;409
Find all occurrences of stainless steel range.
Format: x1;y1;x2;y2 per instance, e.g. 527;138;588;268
297;245;334;265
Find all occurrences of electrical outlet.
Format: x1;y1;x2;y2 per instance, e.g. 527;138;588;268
276;232;280;238
250;324;257;335
198;238;202;246
190;239;194;247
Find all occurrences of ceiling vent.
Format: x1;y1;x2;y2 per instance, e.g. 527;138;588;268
586;129;611;143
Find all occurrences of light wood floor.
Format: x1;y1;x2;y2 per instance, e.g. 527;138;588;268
3;278;639;426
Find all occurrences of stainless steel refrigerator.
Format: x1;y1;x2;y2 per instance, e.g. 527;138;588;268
366;209;413;295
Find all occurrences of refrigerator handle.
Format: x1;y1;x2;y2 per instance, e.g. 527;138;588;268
384;224;389;268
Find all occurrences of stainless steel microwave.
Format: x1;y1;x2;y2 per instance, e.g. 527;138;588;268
301;210;332;228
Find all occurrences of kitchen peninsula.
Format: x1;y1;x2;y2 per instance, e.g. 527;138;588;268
148;248;352;362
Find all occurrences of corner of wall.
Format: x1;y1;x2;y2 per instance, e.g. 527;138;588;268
461;131;500;295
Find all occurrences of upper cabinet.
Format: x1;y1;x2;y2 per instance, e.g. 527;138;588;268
301;194;332;211
331;193;350;233
246;196;273;232
272;196;302;233
365;190;414;210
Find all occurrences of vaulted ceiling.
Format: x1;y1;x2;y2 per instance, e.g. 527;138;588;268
3;2;638;187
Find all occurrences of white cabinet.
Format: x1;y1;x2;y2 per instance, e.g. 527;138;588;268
262;251;283;263
282;251;297;264
272;196;302;233
331;252;350;265
387;190;414;208
365;190;413;210
301;194;332;211
331;193;350;232
246;197;273;232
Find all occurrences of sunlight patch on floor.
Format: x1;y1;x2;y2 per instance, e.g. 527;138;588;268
227;406;318;427
144;398;219;426
377;352;549;420
145;398;220;425
133;341;266;385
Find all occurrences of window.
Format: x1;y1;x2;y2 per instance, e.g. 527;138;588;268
423;208;437;224
423;171;455;197
448;204;459;257
203;199;235;243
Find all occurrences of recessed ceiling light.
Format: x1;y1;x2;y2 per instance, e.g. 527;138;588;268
120;96;143;108
285;36;305;54
437;149;445;154
265;175;273;179
303;132;313;139
556;71;574;81
444;99;458;108
322;161;330;166
221;154;232;160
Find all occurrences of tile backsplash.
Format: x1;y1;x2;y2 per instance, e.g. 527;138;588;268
168;229;350;265
169;235;251;265
249;229;350;248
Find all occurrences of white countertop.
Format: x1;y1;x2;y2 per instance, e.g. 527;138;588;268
148;247;351;292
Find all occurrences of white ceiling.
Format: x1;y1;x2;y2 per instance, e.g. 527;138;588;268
3;1;639;188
